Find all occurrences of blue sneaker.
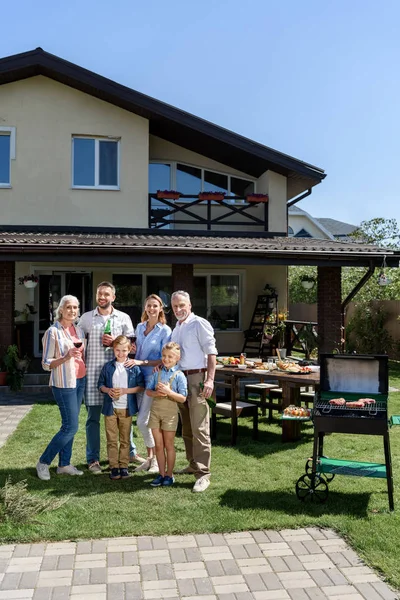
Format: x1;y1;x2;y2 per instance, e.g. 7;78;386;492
150;474;164;487
162;476;175;487
109;468;121;480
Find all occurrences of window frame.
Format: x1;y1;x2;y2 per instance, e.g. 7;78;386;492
111;268;244;332
149;160;256;202
71;136;120;190
0;127;16;188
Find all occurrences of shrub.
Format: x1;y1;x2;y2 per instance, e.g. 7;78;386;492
0;477;69;523
345;301;394;355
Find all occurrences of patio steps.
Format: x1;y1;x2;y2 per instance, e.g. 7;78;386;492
0;373;53;401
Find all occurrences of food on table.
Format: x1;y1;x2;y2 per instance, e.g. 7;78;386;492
283;405;311;418
329;398;346;406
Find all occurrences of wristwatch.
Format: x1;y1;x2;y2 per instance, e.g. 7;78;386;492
143;360;149;365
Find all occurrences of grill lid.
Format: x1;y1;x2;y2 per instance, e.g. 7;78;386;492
319;354;388;395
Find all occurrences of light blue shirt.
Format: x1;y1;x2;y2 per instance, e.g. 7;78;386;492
135;322;172;382
147;365;187;397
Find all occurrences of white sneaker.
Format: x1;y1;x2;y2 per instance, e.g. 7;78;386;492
134;458;151;472
147;457;159;474
130;454;147;465
192;476;210;493
57;465;83;476
36;461;50;481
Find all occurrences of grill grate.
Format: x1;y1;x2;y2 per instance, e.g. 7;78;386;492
314;401;387;418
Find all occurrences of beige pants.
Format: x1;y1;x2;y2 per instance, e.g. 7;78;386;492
178;372;211;479
105;408;132;469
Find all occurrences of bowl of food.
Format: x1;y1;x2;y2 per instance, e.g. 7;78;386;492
237;364;247;370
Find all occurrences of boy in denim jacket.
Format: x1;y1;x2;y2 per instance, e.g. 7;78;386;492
98;336;144;479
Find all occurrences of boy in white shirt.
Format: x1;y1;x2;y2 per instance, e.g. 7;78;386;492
98;336;144;479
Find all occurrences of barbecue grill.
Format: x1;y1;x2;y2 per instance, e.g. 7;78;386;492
295;353;398;511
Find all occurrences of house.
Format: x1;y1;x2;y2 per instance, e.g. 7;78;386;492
0;48;398;363
288;206;357;240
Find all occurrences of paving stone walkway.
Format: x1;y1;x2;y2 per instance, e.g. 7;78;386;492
0;399;398;600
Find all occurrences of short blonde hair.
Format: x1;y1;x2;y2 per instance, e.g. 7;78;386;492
112;335;131;350
162;342;181;357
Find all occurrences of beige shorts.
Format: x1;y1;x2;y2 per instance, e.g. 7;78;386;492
148;397;179;432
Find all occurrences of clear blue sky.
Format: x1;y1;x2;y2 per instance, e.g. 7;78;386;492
1;0;399;226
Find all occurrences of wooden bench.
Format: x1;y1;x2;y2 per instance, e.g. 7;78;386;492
211;400;258;443
244;383;281;420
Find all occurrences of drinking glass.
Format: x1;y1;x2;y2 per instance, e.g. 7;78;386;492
267;358;274;371
73;342;83;348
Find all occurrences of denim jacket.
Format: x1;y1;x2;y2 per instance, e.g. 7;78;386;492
98;360;144;416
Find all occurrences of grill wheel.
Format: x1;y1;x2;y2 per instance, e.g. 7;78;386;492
305;458;335;483
296;473;329;503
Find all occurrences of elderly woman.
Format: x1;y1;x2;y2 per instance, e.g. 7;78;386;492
130;294;171;472
36;295;86;481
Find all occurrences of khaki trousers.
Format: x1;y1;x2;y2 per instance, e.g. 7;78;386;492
178;372;211;479
105;408;132;469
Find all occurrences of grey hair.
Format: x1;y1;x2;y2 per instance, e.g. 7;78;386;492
55;295;80;321
171;290;191;303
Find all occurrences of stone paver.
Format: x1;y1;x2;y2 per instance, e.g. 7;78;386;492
0;400;399;599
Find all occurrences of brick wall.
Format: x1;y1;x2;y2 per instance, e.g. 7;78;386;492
317;266;342;354
0;262;15;358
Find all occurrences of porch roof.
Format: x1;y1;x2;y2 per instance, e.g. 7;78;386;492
0;227;398;268
0;48;325;199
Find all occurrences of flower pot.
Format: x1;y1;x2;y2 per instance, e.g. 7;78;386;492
198;193;225;202
246;194;269;203
301;280;314;290
0;372;7;386
24;281;38;289
156;191;181;200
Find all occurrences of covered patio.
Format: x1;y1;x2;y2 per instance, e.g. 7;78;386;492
1;226;399;360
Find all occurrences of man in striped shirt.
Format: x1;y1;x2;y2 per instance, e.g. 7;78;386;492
79;282;135;474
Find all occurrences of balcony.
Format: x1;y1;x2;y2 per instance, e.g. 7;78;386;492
148;193;270;233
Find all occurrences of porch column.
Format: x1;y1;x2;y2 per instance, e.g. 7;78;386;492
171;263;194;299
0;261;15;357
317;266;342;354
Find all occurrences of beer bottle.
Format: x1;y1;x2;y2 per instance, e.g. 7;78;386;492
103;319;112;348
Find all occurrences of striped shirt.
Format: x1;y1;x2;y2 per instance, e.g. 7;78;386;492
42;321;86;388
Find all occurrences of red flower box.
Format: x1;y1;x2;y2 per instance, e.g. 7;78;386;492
198;192;226;201
156;190;181;200
246;194;269;203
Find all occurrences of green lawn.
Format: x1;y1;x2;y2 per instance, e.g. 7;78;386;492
1;364;400;591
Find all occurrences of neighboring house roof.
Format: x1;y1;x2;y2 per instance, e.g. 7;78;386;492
316;218;358;238
288;206;357;241
0;226;397;268
0;48;326;199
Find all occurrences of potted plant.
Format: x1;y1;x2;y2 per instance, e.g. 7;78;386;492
14;304;37;323
156;190;181;200
3;345;25;391
198;191;226;202
299;274;316;290
18;275;39;289
246;193;269;203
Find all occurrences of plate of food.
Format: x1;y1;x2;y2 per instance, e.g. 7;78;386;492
215;364;224;370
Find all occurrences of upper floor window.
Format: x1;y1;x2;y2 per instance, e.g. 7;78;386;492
72;137;120;189
0;127;16;187
149;161;255;199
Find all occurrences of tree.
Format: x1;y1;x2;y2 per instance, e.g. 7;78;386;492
289;218;400;304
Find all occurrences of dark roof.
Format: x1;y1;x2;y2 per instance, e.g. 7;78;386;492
316;218;357;237
0;48;325;198
0;227;398;268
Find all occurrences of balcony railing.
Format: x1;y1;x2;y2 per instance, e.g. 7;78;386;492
148;193;269;232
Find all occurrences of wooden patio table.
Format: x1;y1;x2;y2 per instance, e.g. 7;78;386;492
214;366;320;444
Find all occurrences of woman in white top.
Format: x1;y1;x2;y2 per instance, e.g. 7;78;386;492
129;294;171;472
37;295;86;481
